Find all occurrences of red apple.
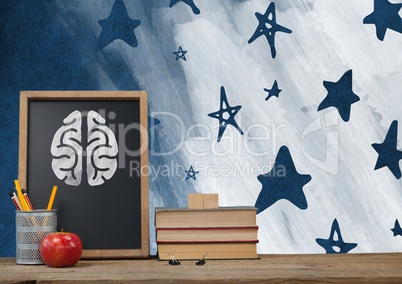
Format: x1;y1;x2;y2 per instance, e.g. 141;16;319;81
40;231;82;267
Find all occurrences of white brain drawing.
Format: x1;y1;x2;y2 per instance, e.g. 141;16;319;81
50;110;83;186
86;110;119;186
50;110;118;187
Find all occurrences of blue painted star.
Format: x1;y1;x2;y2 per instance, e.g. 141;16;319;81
264;80;282;101
372;120;402;179
316;219;358;254
248;2;292;58
185;165;199;180
255;146;312;214
317;70;360;122
391;219;402;237
173;46;187;61
96;0;141;50
363;0;402;41
169;0;200;14
208;86;244;142
148;115;161;127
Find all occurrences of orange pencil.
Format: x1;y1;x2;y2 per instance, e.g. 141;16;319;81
14;180;30;211
47;186;58;210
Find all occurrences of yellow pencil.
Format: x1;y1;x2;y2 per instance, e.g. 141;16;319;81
47;186;58;210
14;180;30;211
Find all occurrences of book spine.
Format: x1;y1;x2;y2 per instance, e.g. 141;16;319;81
156;240;259;244
157;242;259;260
156;226;258;231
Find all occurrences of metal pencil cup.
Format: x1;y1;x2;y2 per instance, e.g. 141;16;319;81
16;210;57;265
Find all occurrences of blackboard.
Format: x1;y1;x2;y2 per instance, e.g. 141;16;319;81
18;91;149;259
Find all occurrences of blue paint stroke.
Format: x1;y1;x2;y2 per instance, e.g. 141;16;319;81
169;0;200;14
318;70;360;122
173;46;187;61
264;80;282;101
97;0;141;50
364;0;402;41
208;86;244;142
248;2;292;58
372;120;402;179
255;146;312;214
316;219;358;254
185;165;199;180
391;219;402;237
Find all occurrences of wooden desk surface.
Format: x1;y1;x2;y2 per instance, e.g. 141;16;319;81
1;253;402;283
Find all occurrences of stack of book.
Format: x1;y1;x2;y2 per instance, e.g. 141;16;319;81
155;206;259;260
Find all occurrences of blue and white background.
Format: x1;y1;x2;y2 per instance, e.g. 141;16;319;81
1;0;402;256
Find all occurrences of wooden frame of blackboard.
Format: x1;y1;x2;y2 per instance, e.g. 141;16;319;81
18;91;149;259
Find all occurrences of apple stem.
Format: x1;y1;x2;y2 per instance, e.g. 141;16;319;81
61;228;64;233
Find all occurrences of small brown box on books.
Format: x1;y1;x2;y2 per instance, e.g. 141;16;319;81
203;193;219;209
188;193;204;209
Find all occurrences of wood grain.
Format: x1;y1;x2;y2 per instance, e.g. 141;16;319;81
1;253;402;283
